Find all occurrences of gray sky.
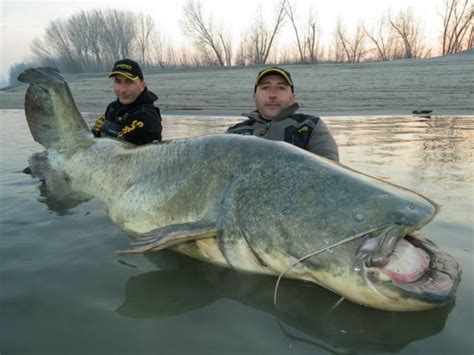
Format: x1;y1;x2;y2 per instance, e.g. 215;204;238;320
1;0;444;80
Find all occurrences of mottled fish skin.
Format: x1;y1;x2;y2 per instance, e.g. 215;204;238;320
19;67;461;311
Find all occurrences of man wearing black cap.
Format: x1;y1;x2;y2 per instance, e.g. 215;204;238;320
91;59;162;145
227;67;339;162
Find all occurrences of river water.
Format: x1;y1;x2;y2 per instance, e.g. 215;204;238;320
0;110;473;354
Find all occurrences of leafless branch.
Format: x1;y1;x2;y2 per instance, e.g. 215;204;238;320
439;0;473;55
181;0;232;66
389;8;425;58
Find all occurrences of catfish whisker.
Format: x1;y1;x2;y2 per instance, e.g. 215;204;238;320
273;224;392;309
327;296;345;313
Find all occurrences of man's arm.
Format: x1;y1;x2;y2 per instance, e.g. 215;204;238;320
91;114;106;137
226;119;256;135
306;119;340;162
118;107;162;145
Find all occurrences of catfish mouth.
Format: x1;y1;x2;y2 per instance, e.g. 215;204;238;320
357;227;462;303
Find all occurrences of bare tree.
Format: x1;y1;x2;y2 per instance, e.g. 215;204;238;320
136;15;157;66
234;32;248;66
149;32;168;68
284;0;321;63
65;13;90;69
66;10;106;71
389;8;425;58
166;46;208;68
332;35;346;63
181;0;232;66
99;9;137;62
47;20;76;65
30;9;153;73
177;48;193;67
284;0;304;62
335;19;367;63
32;19;83;71
244;1;286;65
304;12;321;63
31;37;55;64
439;0;473;55
469;21;474;48
81;10;106;70
218;30;233;67
363;14;402;61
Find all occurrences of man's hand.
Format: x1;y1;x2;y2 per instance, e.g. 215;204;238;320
91;115;106;136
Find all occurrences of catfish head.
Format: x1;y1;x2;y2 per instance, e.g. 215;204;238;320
228;152;462;311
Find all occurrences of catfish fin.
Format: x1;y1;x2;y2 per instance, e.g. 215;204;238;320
18;67;90;152
117;221;219;255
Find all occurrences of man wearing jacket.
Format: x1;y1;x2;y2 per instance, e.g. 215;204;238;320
91;58;162;145
227;67;339;162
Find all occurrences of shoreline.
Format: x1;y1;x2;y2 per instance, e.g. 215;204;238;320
1;51;473;117
2;107;473;120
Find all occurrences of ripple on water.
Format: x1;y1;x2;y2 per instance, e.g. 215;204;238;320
1;112;473;354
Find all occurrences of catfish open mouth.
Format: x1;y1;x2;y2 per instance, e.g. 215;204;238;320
362;232;462;302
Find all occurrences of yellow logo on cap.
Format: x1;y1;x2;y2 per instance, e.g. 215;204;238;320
116;64;132;70
256;68;293;87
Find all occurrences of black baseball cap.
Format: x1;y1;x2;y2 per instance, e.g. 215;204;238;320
254;67;294;92
108;59;144;80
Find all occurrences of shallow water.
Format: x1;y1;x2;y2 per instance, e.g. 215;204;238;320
0;110;473;354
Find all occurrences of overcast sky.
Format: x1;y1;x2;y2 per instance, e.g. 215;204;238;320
1;0;445;80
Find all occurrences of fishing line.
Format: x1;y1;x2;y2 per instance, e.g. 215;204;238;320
273;224;393;309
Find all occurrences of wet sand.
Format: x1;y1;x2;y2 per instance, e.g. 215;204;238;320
0;50;473;117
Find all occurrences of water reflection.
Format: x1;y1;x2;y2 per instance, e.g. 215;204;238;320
331;115;473;165
9;113;472;353
326;115;473;225
117;252;453;354
24;151;91;214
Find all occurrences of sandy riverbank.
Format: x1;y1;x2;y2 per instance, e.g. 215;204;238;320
0;50;472;117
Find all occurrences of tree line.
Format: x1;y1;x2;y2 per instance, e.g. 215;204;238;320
9;0;473;83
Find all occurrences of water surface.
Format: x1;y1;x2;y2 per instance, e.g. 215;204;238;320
0;110;472;354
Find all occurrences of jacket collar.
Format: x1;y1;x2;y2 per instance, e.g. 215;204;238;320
243;102;300;122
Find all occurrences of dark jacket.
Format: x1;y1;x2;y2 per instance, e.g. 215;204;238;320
95;88;162;145
227;103;339;162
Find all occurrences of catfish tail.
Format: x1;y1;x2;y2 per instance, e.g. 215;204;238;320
18;67;91;153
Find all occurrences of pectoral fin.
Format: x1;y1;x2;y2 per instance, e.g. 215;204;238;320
117;221;219;255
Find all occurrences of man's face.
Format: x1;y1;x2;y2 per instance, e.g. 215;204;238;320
112;75;146;105
254;74;296;120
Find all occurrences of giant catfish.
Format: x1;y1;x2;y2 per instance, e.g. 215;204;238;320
18;67;461;311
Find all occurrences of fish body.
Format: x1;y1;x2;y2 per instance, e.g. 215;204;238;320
19;67;461;311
